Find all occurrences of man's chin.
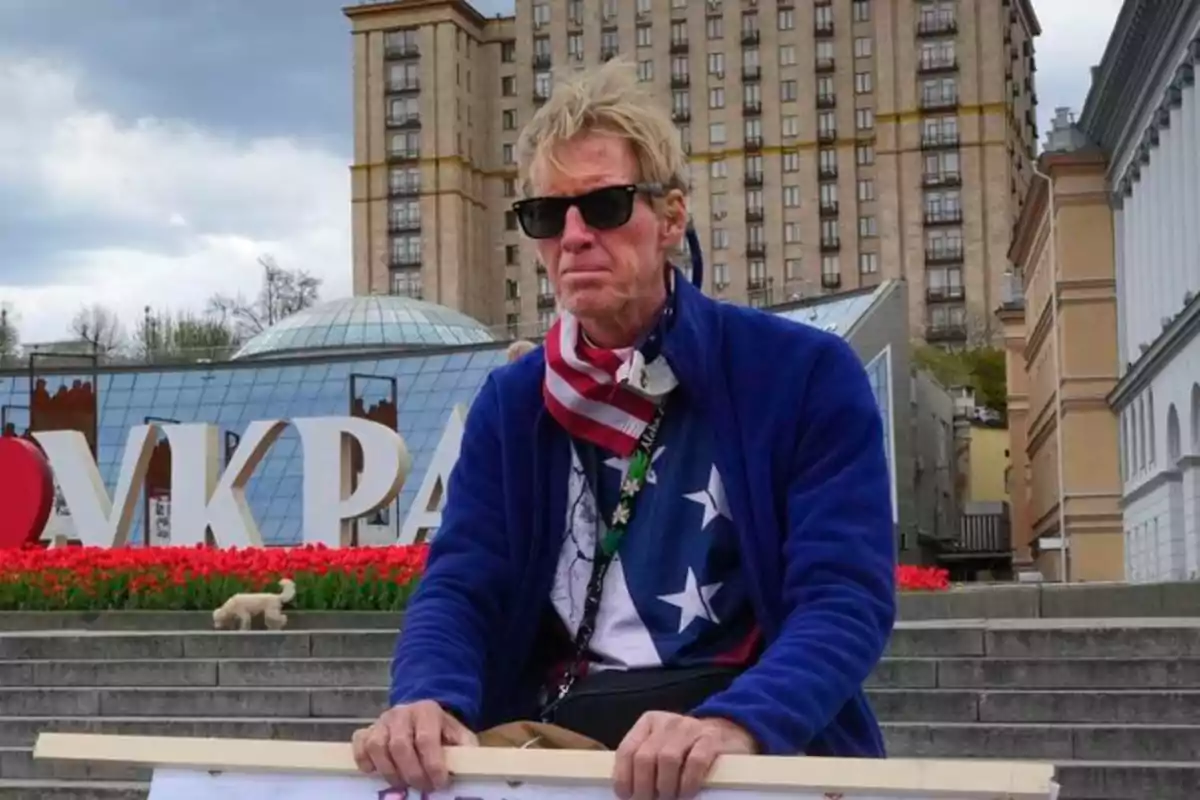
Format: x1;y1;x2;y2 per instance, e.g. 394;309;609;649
560;287;618;319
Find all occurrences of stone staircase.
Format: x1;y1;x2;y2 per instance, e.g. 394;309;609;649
0;618;1198;799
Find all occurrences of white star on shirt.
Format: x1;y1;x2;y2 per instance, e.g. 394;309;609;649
604;446;666;485
658;568;723;634
684;465;732;530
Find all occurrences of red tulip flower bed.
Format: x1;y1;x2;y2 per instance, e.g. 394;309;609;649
0;544;429;612
0;544;950;612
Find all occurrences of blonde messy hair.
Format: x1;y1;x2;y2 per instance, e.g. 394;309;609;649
515;58;691;201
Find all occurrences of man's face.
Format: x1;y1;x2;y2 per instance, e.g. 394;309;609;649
527;134;679;322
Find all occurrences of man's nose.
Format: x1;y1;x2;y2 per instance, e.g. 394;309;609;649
560;205;594;252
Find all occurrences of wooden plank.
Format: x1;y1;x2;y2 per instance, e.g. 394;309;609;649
33;733;1058;798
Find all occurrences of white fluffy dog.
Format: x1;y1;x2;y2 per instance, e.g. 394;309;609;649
212;578;296;631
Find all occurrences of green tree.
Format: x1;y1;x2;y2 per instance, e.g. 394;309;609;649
0;305;18;363
134;308;239;362
913;343;1007;416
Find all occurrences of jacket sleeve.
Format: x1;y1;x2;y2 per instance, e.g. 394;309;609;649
388;374;514;726
692;335;897;754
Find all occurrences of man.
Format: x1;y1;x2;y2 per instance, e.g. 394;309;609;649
352;59;896;800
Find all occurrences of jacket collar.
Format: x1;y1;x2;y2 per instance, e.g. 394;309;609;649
660;265;719;410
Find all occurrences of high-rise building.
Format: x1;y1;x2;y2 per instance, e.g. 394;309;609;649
345;0;1040;342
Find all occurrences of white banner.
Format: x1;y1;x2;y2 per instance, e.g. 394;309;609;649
148;768;998;800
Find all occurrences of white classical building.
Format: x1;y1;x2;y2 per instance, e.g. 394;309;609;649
1078;0;1200;581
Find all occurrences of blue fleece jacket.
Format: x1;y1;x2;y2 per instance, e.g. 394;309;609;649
389;273;897;757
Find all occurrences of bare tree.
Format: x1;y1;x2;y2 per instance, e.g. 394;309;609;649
70;304;126;356
208;255;322;339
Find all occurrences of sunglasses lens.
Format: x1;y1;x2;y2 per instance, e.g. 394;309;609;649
516;198;567;239
514;186;637;239
578;187;635;230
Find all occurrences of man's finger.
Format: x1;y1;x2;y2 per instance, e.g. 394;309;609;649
364;722;402;787
385;709;427;791
653;727;695;800
350;728;376;775
678;735;721;799
613;712;655;800
411;702;450;790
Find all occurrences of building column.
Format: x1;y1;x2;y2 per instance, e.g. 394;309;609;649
1166;472;1188;579
1181;455;1200;579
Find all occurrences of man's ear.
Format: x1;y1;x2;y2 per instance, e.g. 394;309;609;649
660;189;688;245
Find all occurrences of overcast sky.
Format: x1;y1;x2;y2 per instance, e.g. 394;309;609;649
0;0;1122;344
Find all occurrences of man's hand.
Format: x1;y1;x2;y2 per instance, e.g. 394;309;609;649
351;700;478;792
613;712;758;800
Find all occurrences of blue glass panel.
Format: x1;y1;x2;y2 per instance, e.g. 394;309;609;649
135;373;161;390
159;372;185;389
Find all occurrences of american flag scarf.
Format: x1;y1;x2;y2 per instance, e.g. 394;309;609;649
542;311;671;457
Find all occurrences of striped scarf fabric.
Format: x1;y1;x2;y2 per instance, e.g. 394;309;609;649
542;312;662;457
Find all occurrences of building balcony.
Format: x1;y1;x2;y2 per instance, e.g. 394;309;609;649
742;66;761;82
601;47;619;61
921;132;960;149
389;183;421;197
926;322;968;342
922;170;962;188
741;29;760;46
743;172;764;187
384;43;420;59
821;273;842;289
672;109;691;123
819;165;838;180
537;293;556;309
745;135;763;151
387;149;421;162
819;201;839;217
386;114;421;129
389;254;422;269
533;90;550;104
815;57;835;73
816;93;836;109
743;101;762;115
386;80;420;93
920;93;960;111
926;285;966;302
817;128;837;144
820;237;841;253
944;509;1012;557
814;22;834;37
670;39;689;54
925;246;965;264
918;56;958;74
388;219;421;233
671;73;690;88
747;277;768;292
745;207;764;222
746;242;766;257
924;208;963;225
916;17;957;36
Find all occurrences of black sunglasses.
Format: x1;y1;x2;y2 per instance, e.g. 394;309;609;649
512;182;664;239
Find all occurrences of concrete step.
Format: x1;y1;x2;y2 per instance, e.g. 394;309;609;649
6;655;1199;691
884;721;1200;762
0;780;147;800
4;687;1199;726
2;620;1198;661
0;747;147;782
0;658;391;688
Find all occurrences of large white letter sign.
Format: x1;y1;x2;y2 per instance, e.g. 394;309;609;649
32;426;159;548
291;416;412;547
399;404;466;545
162;420;289;548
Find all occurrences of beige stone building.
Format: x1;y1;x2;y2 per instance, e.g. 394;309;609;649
345;0;1040;341
998;112;1124;582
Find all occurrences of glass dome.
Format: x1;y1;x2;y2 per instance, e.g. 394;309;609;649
231;295;497;360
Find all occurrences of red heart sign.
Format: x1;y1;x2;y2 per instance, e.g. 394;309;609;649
0;437;54;549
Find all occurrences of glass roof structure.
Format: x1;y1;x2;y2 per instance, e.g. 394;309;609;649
232;296;497;360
